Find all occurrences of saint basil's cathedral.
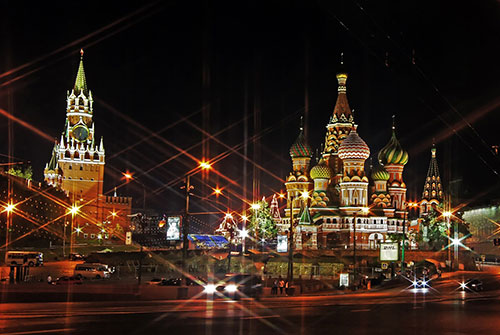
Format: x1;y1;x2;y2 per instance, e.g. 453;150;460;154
277;65;414;251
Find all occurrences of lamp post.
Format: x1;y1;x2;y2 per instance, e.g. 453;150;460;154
3;201;15;253
181;161;212;285
68;204;80;256
400;202;418;274
251;203;261;251
240;215;248;254
352;207;369;284
287;191;309;286
443;210;452;269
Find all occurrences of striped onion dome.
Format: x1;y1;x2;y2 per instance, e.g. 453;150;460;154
338;127;370;160
371;164;390;181
310;158;333;180
290;128;313;158
378;127;408;166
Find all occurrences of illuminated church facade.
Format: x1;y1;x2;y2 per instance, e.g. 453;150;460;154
43;51;132;243
278;66;410;251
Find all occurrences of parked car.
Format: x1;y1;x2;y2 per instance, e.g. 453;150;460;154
69;253;85;261
55;276;83;285
159;278;182;286
148;278;165;285
74;263;111;279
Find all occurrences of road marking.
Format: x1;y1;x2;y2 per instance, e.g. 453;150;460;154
240;314;280;320
2;328;75;335
350;309;370;312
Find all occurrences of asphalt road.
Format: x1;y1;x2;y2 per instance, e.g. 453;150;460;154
1;268;499;335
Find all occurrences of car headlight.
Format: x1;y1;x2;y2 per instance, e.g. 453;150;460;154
204;284;217;294
225;284;238;293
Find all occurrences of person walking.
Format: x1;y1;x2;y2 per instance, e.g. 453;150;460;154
272;279;278;295
47;274;52;285
279;278;285;295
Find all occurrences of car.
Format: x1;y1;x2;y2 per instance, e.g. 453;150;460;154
461;279;483;291
204;274;263;300
148;278;165;285
74;263;111;279
413;277;431;289
55;276;83;285
69;253;85;261
159;278;182;286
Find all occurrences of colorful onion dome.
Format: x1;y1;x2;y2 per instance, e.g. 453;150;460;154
290;128;313;158
371;164;390;181
310;158;333;180
378;125;408;166
338;126;370;160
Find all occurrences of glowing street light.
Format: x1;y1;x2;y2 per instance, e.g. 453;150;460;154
199;161;212;170
111;211;117;217
239;228;249;239
214;188;222;195
4;203;15;213
68;205;80;216
300;190;310;201
251;203;261;210
225;213;233;219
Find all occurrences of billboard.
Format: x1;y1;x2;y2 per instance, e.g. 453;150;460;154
380;242;399;261
166;216;181;240
339;273;349;287
277;235;288;253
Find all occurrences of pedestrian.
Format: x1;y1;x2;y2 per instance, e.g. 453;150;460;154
272;279;278;295
47;274;52;285
279;278;285;295
285;280;289;295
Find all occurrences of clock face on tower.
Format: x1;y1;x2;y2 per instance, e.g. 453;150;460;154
72;125;89;142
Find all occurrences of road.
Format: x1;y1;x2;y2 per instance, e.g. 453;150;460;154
1;268;499;334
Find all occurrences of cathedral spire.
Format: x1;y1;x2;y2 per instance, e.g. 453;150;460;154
422;143;443;203
74;49;88;95
331;54;352;123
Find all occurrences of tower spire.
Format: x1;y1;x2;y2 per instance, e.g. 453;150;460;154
74;49;88;94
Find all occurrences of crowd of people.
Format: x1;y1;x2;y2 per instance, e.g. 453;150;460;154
270;276;291;295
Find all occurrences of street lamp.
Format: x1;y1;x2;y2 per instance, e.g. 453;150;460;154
287;191;310;286
181;161;212;285
240;216;248;254
352;207;369;282
443;210;452;269
401;202;419;274
68;204;80;256
3;201;15;253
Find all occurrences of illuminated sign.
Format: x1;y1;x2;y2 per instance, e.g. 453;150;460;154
339;273;349;287
380;242;399;261
125;231;132;245
277;235;288;253
166;216;181;240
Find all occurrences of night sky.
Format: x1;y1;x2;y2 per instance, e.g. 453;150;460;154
1;1;499;228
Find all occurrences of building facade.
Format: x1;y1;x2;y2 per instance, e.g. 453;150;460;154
44;51;132;244
279;67;409;250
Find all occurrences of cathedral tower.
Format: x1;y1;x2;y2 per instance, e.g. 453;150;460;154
338;126;370;214
286;122;313;212
378;117;408;215
420;144;443;215
322;59;354;188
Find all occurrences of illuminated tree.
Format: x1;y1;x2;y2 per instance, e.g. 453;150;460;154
417;206;470;251
247;199;277;242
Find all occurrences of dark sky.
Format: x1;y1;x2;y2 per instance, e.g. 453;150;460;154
1;0;499;227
